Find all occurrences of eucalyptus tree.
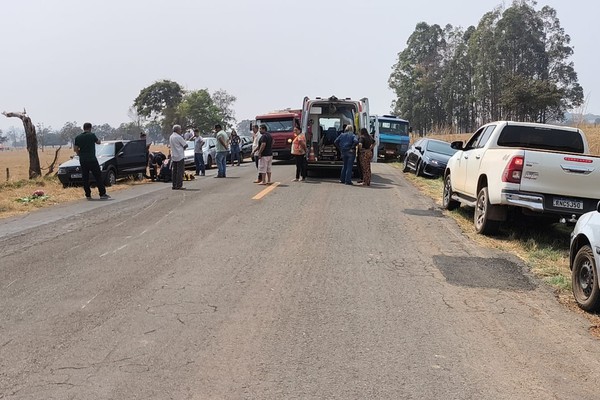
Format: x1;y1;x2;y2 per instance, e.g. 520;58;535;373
389;22;447;134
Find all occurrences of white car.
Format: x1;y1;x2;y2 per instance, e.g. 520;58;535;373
570;201;600;311
183;138;217;169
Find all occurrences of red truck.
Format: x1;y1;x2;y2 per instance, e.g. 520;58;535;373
255;109;302;160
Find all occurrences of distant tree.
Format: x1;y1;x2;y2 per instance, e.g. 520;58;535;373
133;80;184;134
92;123;116;140
236;119;253;136
0;129;6;144
2;110;41;178
176;89;220;133
145;121;164;143
389;22;447;134
114;122;139;140
59;121;81;147
211;89;237;128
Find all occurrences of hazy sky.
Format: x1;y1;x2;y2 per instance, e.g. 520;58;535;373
0;0;597;133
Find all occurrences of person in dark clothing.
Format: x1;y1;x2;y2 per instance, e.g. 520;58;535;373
334;125;358;185
73;122;110;199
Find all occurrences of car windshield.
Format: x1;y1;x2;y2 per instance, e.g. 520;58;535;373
260;118;295;133
379;120;409;136
96;143;115;157
426;140;455;156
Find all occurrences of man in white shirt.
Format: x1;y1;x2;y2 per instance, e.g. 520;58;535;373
193;128;206;176
169;124;188;190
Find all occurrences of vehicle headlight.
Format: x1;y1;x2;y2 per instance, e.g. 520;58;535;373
58;167;66;174
287;138;293;144
429;159;440;166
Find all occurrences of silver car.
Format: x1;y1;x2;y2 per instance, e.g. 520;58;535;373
183;137;217;169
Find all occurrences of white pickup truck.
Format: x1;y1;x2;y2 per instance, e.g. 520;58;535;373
442;121;600;235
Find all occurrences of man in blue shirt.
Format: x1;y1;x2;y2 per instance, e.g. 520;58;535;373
334;125;358;185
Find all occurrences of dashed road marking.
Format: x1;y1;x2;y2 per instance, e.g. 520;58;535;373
252;182;280;200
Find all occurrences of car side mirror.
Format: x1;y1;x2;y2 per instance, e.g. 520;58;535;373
597;200;600;213
415;146;423;153
450;141;464;150
117;151;125;157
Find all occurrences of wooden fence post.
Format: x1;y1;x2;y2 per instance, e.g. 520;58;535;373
6;167;9;182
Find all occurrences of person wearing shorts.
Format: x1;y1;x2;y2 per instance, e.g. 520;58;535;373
256;124;273;185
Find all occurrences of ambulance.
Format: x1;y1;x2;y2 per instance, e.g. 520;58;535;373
301;95;370;171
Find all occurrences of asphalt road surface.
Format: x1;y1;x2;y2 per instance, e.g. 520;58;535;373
2;161;600;399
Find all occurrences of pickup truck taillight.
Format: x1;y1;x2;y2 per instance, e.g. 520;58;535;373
502;156;524;183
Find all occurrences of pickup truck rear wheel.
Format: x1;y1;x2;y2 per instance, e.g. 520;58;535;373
474;187;500;235
442;175;460;211
572;245;600;311
105;169;116;187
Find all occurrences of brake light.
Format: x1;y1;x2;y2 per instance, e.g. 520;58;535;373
502;156;524;183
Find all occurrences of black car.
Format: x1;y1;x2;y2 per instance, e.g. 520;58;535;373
57;140;148;187
227;135;253;163
402;138;457;178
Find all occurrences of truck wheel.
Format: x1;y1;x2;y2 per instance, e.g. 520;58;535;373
105;169;117;187
402;157;410;173
474;187;500;235
442;175;460;211
572;245;600;311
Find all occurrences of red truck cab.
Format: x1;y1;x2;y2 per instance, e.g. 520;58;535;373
255;109;302;160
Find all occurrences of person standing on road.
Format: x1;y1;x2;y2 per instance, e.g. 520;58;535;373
169;124;188;190
251;124;262;183
291;125;307;181
193;128;205;176
229;128;242;166
334;125;358;185
256;124;273;185
74;123;110;200
357;128;374;186
215;124;229;178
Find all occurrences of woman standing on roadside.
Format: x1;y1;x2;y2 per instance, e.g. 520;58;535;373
291;125;307;181
358;128;374;186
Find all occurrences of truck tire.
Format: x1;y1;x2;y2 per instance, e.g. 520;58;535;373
105;168;117;187
572;245;600;312
474;187;500;235
442;175;460;211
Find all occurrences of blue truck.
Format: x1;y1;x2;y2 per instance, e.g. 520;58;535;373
370;115;410;161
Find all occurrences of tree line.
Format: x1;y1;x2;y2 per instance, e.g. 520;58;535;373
2;81;237;149
388;0;584;134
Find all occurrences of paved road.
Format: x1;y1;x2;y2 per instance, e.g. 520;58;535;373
2;162;600;399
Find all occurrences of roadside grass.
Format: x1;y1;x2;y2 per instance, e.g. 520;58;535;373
400;167;572;293
0;174;148;219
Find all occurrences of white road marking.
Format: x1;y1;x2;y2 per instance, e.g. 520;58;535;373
5;279;17;288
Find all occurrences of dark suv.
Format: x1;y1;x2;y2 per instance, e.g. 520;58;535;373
57;140;148;187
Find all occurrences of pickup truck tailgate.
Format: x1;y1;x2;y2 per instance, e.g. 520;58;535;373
520;151;600;213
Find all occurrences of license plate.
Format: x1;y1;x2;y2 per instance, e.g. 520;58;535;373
553;198;583;210
71;173;82;179
273;152;278;156
385;150;395;154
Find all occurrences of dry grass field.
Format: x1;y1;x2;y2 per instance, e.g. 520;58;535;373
0;144;170;219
